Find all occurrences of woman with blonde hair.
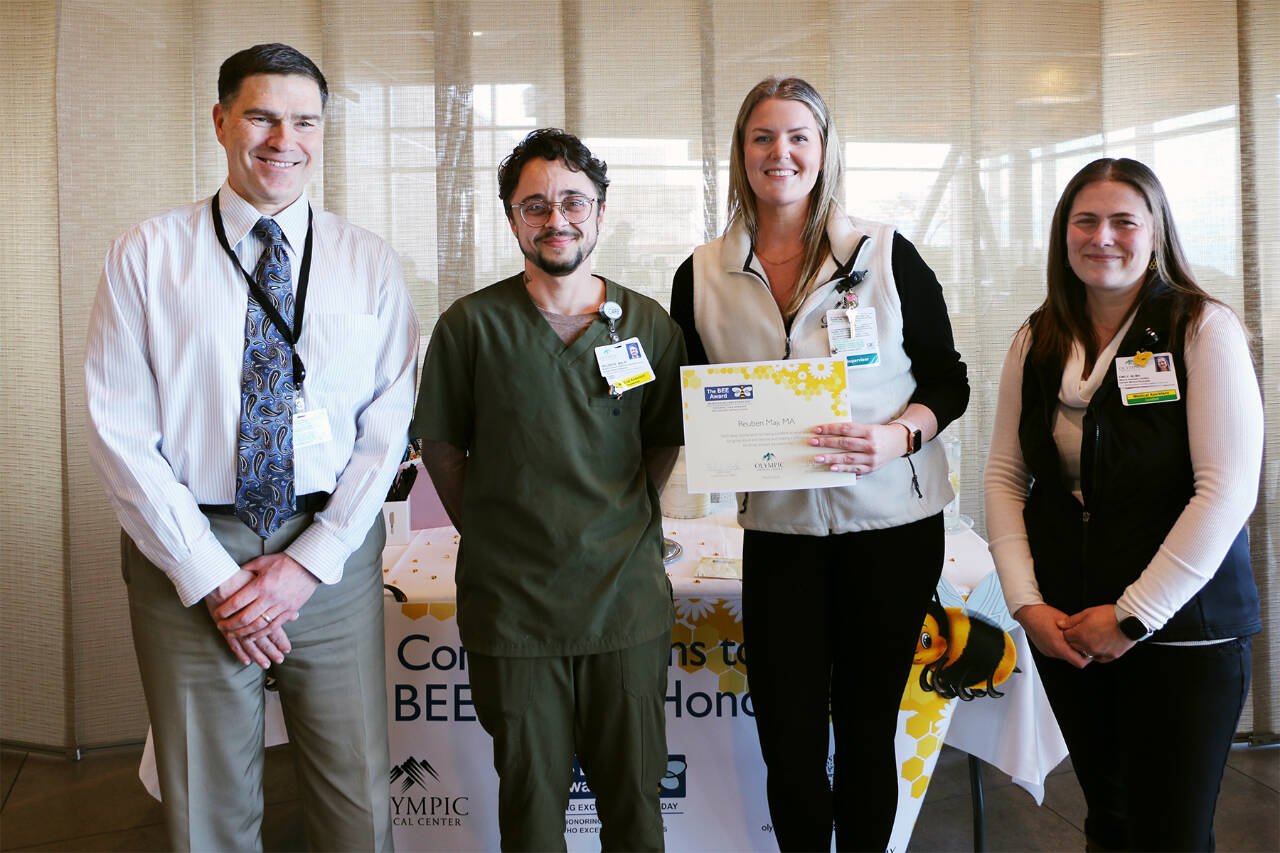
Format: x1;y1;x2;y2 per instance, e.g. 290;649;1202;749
671;76;968;850
985;157;1262;850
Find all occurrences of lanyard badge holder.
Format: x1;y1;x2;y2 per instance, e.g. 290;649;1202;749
592;300;655;399
211;194;332;447
211;193;314;396
600;301;623;397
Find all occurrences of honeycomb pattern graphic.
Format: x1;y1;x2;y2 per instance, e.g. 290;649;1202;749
682;360;850;419
401;602;457;621
671;597;747;695
898;661;956;798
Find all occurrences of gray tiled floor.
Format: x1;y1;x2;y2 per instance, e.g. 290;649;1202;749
912;745;1280;852
1;742;1276;851
0;745;302;852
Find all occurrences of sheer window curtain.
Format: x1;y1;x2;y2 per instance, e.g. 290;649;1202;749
1;0;1274;750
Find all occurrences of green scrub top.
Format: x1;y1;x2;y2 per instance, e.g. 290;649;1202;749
412;274;686;656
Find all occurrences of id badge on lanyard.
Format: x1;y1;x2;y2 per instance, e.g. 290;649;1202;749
211;193;332;446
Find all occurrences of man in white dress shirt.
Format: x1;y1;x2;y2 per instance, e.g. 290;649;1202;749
85;43;417;851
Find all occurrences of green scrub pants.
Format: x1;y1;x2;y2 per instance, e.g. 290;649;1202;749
469;631;670;852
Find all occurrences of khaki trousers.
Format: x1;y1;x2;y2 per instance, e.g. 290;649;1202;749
124;512;392;852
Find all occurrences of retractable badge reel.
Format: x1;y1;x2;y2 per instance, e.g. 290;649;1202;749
600;300;622;342
596;298;622;394
599;300;624;397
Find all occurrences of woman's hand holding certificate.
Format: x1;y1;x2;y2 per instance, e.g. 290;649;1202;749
809;421;905;476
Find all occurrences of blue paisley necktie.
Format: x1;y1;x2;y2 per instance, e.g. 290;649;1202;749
234;217;296;538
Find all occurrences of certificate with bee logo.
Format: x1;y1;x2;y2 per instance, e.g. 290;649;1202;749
679;357;859;493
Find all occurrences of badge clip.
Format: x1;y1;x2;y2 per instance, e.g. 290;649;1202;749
599;301;623;343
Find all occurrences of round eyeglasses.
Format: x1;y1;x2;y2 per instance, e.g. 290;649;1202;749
510;196;598;227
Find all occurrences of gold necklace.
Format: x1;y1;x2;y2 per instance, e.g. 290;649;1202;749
754;246;803;266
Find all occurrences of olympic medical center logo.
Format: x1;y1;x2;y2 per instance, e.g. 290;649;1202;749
389;756;470;828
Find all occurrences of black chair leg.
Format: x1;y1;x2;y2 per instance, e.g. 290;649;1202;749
968;754;987;852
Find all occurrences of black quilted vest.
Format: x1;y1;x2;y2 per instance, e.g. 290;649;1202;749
1018;286;1260;641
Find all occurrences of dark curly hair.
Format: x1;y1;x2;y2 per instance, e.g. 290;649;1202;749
497;128;609;219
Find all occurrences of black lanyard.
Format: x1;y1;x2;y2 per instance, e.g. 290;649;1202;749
211;193;315;386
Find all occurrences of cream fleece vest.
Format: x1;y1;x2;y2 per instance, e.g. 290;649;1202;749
690;211;952;534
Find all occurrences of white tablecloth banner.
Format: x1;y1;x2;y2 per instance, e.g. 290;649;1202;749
374;517;1065;852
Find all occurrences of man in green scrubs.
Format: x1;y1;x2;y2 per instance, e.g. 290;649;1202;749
412;128;685;852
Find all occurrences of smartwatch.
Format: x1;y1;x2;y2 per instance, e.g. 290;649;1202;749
1114;605;1153;642
893;421;923;457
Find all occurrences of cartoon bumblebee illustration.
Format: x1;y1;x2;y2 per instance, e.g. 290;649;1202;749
915;594;1018;701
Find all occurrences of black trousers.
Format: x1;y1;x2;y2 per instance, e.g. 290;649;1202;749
743;513;944;852
1033;637;1251;852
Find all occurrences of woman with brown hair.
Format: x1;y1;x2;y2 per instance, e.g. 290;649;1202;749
985;157;1262;850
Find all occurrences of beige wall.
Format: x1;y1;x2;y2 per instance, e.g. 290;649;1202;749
1239;0;1280;739
2;0;71;748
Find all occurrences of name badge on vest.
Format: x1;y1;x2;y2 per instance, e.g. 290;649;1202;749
594;337;655;396
1115;351;1180;406
826;306;880;369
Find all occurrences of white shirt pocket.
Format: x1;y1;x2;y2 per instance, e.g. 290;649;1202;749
302;313;379;409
